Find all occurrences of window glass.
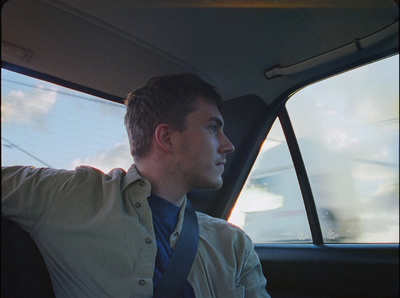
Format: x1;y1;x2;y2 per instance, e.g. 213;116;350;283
230;55;398;244
1;69;132;173
229;118;312;243
287;55;399;243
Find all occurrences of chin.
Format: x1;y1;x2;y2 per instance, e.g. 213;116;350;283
199;177;223;190
188;171;224;190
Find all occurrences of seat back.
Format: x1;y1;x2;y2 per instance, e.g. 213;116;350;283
1;215;55;298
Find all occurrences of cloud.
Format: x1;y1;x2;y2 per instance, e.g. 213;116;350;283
1;85;57;125
71;142;133;173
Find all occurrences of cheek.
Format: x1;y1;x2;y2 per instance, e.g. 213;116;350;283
180;132;217;160
195;139;216;159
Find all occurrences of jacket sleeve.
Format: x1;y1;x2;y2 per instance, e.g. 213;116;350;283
1;166;75;232
238;236;272;298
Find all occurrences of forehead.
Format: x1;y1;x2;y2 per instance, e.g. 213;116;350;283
187;98;224;124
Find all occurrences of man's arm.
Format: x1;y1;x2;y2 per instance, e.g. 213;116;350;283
2;166;73;232
238;237;272;298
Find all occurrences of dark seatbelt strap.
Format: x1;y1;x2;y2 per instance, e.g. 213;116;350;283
153;200;199;298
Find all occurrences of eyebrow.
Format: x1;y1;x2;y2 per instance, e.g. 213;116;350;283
209;117;224;128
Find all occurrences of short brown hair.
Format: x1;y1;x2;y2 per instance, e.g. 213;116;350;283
124;73;222;158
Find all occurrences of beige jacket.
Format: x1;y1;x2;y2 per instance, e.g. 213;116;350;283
2;165;270;297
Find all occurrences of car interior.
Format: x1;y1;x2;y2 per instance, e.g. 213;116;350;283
1;0;399;297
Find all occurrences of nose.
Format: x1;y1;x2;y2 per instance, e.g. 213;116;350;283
219;133;235;154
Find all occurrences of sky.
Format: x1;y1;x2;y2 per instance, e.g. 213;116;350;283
1;71;132;173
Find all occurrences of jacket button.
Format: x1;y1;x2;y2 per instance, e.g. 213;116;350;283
135;202;141;208
139;180;145;186
139;279;146;286
145;238;152;244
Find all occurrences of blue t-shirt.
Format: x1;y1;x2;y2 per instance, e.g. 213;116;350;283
148;194;195;298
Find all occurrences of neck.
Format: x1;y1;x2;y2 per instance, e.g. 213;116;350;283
134;158;187;207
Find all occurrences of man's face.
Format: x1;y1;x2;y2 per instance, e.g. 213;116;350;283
172;98;235;191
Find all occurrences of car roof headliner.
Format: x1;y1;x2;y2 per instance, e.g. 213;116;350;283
2;0;399;104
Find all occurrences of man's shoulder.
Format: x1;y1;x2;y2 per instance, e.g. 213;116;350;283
196;211;234;227
196;211;251;243
195;211;256;267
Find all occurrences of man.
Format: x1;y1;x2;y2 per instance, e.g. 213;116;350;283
2;73;270;297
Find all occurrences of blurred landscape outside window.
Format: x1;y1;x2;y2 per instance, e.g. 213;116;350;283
229;55;399;244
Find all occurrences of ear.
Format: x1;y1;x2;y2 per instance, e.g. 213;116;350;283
154;124;173;154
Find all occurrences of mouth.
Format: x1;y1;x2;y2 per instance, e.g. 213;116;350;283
216;160;226;167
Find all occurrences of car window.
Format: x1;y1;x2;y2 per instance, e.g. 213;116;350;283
229;55;399;244
1;69;132;173
229;117;312;243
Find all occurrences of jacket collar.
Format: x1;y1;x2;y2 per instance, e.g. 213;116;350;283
121;164;146;192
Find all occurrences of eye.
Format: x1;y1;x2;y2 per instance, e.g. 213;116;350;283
209;125;217;132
